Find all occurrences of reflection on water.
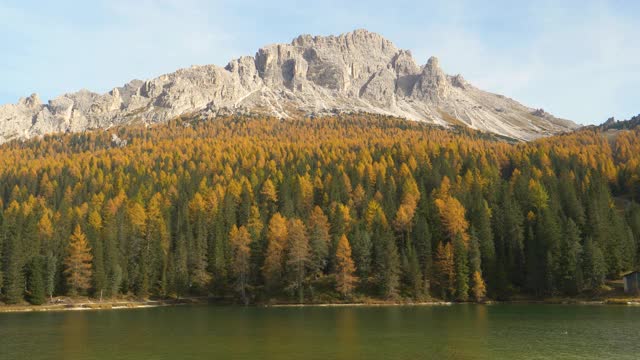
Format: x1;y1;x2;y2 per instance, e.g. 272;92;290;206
336;308;357;360
0;304;638;360
62;313;89;358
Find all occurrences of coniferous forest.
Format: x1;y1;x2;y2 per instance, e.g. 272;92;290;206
1;115;640;305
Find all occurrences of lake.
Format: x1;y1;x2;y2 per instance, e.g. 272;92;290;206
0;304;638;359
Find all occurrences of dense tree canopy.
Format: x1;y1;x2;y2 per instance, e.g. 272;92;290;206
1;114;639;304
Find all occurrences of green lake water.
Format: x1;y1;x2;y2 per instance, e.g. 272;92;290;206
1;304;638;359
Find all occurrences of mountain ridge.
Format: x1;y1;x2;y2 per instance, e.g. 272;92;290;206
0;29;578;143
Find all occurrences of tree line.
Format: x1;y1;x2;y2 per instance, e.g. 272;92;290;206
1;115;639;305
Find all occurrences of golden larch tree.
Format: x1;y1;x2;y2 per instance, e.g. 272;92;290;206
472;271;487;301
64;225;93;295
394;165;420;235
261;179;278;203
247;205;264;241
335;234;357;297
434;242;455;299
230;225;252;305
38;212;54;240
435;196;469;243
528;179;549;210
262;213;288;289
286;218;310;303
308;206;331;276
297;174;314;214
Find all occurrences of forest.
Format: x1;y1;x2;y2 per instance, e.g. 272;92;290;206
1;114;639;305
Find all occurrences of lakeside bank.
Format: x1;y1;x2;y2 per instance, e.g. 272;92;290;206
2;295;640;313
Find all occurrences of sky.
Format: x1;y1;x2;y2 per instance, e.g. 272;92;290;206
1;0;638;125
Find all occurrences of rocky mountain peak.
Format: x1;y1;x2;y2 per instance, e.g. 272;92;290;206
450;74;467;89
426;56;440;69
18;93;42;110
291;29;396;52
0;29;578;144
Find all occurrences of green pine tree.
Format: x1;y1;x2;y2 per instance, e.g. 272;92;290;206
351;223;372;278
378;230;400;299
4;229;25;304
559;219;583;294
26;256;46;305
582;237;606;290
453;234;469;301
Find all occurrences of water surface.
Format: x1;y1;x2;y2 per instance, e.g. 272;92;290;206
1;304;638;359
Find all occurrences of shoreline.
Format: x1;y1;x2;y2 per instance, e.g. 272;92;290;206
2;296;640;314
0;298;202;314
264;301;453;307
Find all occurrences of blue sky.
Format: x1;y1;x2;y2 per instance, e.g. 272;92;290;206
1;0;638;125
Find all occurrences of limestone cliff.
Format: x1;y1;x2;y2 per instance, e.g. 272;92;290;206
0;29;577;143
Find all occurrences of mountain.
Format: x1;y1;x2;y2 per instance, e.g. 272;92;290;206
598;114;640;131
0;29;577;144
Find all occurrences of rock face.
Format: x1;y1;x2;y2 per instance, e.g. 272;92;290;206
0;29;577;143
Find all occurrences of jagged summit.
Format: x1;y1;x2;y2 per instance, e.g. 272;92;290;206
0;29;577;143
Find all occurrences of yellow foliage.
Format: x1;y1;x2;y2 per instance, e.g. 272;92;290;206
64;225;93;295
435;196;469;243
335;234;357;296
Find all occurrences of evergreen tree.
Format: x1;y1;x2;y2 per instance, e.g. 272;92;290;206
526;208;561;296
247;205;265;285
351;223;372;278
413;189;433;297
628;203;640;268
492;186;521;297
378;231;400;299
467;185;495;294
26;256;45;305
44;253;57;301
3;205;25;304
558;173;585;226
171;234;189;298
238;180;254;226
404;241;423;298
542;207;562;294
582;237;606;290
212;210;228;287
189;195;211;293
87;210;107;299
147;193;170;296
279;177;295;217
559;219;583;294
453;234;469;301
103;200;123;297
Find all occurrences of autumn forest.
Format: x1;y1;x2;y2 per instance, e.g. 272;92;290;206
1;115;639;305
